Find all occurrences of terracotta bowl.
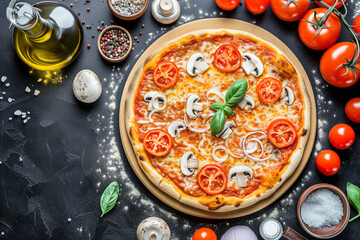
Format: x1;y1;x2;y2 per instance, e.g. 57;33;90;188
97;25;132;63
297;184;350;239
107;0;149;21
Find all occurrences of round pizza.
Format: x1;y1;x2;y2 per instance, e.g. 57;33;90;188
125;30;310;212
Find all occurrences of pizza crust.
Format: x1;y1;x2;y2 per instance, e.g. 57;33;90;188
125;29;311;212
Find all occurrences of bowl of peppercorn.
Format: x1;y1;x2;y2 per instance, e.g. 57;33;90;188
97;25;132;63
107;0;149;21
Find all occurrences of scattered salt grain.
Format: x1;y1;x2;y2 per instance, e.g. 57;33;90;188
1;76;6;82
34;89;40;96
25;86;31;92
5;83;10;87
14;110;22;116
8;117;12;121
301;189;343;229
8;97;14;103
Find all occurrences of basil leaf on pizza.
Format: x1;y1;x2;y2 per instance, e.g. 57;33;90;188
210;102;225;111
225;78;248;106
223;106;234;116
210;109;225;135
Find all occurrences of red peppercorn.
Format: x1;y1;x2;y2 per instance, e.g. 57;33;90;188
87;8;90;11
100;28;103;31
101;49;104;52
87;44;91;48
107;34;110;38
103;43;107;46
114;49;117;52
101;37;105;41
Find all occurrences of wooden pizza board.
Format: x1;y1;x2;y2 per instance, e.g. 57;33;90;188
119;18;317;219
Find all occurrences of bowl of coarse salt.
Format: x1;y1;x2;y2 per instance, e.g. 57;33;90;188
297;184;350;239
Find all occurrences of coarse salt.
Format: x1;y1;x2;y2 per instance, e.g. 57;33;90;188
301;189;343;229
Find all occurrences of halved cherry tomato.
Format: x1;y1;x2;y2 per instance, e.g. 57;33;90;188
245;0;270;14
298;8;341;50
346;98;360;123
153;61;179;89
353;15;360;35
315;0;346;9
267;119;297;148
213;44;242;73
316;150;340;176
215;0;240;11
270;0;310;22
198;164;227;195
256;77;283;104
329;124;355;150
143;129;173;157
320;42;360;88
193;228;217;240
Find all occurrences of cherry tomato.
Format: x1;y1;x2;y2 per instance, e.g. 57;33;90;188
256;77;283;104
329;124;355;150
245;0;270;14
316;150;340;176
215;0;240;10
193;228;217;240
143;129;173;157
353;15;360;35
267;119;297;148
153;61;179;89
198;164;227;195
270;0;310;22
345;98;360;123
315;0;346;9
320;42;360;88
298;8;341;50
214;44;242;72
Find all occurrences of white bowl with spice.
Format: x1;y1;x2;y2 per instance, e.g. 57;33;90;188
297;184;350;239
97;25;132;63
107;0;149;21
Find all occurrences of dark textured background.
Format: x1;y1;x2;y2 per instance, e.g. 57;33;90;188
0;0;359;239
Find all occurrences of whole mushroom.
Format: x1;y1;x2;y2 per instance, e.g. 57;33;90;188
73;70;102;103
137;217;171;240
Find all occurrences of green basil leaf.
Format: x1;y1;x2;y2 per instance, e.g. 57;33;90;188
210;102;225;111
225;79;248;106
100;181;119;217
347;182;360;222
223;106;234;116
210;110;225;135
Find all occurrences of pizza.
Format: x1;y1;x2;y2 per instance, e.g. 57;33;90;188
125;30;310;212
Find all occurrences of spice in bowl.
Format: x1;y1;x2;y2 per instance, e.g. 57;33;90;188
111;0;145;15
97;26;132;62
301;189;344;229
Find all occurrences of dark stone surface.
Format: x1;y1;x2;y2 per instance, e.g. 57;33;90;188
0;0;359;239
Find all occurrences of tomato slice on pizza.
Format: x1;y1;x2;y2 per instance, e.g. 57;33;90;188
214;44;242;72
267;119;297;148
197;164;227;195
257;77;283;104
153;61;179;89
143;129;173;157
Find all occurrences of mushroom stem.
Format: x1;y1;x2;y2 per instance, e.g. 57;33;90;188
149;232;158;240
194;61;209;73
192;102;203;112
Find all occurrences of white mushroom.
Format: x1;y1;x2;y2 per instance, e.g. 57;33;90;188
241;53;264;77
186;94;203;119
180;152;198;176
238;94;255;109
168;121;186;137
144;91;166;111
137;217;170;240
72;70;102;103
280;86;294;105
215;121;236;139
229;166;254;188
186;53;209;76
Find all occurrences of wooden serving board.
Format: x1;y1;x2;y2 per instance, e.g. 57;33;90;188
119;18;317;219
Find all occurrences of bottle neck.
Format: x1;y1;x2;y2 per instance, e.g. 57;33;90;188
20;11;53;42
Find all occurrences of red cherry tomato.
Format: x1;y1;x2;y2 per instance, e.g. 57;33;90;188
315;0;346;9
213;44;242;73
245;0;270;14
320;42;360;88
345;98;360;123
353;15;360;35
193;228;217;240
316;150;340;176
215;0;240;10
298;8;341;50
143;129;173;157
270;0;310;22
329;124;355;150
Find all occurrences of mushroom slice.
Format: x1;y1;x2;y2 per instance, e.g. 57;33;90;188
137;217;170;240
168;121;186;137
144;91;166;111
241;53;264;77
238;94;255;109
186;94;203;119
229;166;254;188
215;121;236;139
186;53;209;76
280;86;295;105
180;152;198;176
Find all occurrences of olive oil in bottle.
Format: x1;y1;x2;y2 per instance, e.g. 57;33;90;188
7;0;83;71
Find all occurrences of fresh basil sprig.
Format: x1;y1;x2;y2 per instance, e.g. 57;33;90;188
210;79;248;135
100;181;119;217
347;182;360;222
